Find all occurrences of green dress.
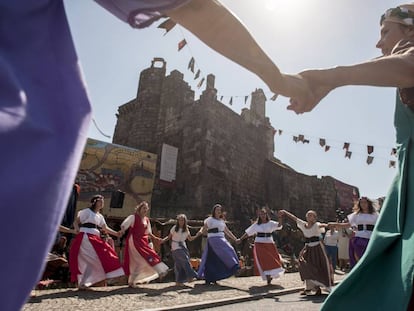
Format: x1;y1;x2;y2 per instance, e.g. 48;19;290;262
321;93;414;310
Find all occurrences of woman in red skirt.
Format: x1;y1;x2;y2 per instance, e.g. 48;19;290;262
238;207;284;285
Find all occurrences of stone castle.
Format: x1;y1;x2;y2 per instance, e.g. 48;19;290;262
112;58;357;229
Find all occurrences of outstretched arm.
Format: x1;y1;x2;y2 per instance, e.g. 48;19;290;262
280;210;300;222
224;226;238;243
288;46;414;114
166;0;308;97
195;224;207;239
327;221;351;229
102;224;121;238
236;232;249;244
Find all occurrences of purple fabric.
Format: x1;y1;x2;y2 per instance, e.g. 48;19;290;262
197;236;239;282
94;0;192;28
0;1;91;310
349;237;370;268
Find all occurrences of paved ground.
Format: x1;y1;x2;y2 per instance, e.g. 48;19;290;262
23;271;347;311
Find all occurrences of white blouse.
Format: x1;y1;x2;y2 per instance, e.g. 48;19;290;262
347;212;379;239
170;225;189;251
245;220;282;244
78;208;106;236
297;220;324;246
205;217;226;237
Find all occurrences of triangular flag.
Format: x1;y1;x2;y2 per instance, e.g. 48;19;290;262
278;130;283;135
157;18;176;35
270;94;278;101
244;96;248;104
197;77;205;88
229;97;233;105
389;160;396;168
194;69;201;80
325;145;331;152
319;138;326;147
367;145;374;154
178;39;187;51
345;151;352;159
366;156;374;165
188;57;195;73
343;142;350;151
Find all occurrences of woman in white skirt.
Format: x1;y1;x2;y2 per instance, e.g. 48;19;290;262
69;195;124;289
120;201;168;287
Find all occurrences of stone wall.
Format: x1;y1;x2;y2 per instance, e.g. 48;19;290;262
112;58;358;230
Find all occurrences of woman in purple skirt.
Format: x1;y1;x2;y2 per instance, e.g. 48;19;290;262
195;204;239;284
329;197;379;269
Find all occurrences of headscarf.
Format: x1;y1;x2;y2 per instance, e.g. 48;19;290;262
381;4;414;26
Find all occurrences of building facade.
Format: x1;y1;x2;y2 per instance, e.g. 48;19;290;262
112;58;357;230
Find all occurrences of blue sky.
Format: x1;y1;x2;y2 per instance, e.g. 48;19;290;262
64;0;404;199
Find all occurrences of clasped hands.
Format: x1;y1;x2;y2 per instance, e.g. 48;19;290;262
277;70;335;115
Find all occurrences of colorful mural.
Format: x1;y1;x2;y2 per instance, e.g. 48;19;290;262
75;138;157;219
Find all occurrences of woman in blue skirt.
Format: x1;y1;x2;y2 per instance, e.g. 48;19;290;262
195;204;239;284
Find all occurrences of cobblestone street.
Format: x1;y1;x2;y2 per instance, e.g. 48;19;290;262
23;272;347;311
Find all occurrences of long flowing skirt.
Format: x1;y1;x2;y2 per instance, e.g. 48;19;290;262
253;242;285;280
197;236;239;283
321;95;414;310
172;248;197;283
125;236;168;285
348;236;369;268
298;242;331;290
69;233;124;287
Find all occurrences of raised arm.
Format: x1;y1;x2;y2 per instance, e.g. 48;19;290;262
288;45;414;114
280;210;300;222
165;0;308;97
328;221;351;229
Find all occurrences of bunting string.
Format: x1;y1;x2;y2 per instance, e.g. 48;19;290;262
156;19;396;169
92;118;111;139
157;19;278;100
276;128;397;168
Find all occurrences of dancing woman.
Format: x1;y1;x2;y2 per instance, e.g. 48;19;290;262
237;207;284;285
195;204;239;284
328;197;378;269
280;210;331;295
120;201;169;287
69;195;124;289
162;214;198;286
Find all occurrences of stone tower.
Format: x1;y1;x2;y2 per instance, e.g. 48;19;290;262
112;58;358;226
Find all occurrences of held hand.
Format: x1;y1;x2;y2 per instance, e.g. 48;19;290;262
286;70;334;114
